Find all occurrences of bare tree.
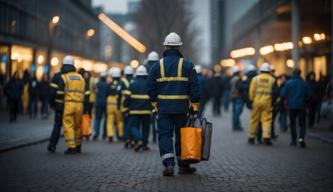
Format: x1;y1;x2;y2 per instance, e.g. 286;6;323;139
135;0;199;62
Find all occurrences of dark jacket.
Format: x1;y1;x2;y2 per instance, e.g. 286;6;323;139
281;75;308;110
211;75;224;99
106;78;121;108
146;61;158;73
5;78;23;100
28;77;39;98
39;79;50;100
95;77;108;108
125;76;151;115
230;73;244;99
147;49;200;114
198;74;208;102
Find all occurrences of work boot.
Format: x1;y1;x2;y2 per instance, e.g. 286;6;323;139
64;148;77;155
142;144;150;151
163;166;174;176
178;166;196;174
47;145;56;153
299;139;306;148
264;138;273;146
248;138;255;145
257;138;263;144
108;137;113;143
124;140;131;149
76;145;81;153
134;141;143;152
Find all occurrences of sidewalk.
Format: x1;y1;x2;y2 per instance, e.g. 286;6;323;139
308;119;333;144
0;111;54;152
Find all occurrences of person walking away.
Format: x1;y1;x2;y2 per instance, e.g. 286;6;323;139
5;72;23;122
278;74;288;132
212;72;224;116
281;68;308;148
56;56;88;154
270;65;279;139
306;72;320;129
230;66;245;131
222;71;231;112
147;32;200;176
28;72;38;119
194;65;208;115
125;65;152;151
145;51;160;143
93;71;108;140
119;66;134;147
39;74;50;119
248;63;277;145
106;67;124;142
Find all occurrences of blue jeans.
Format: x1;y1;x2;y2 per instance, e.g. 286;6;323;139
232;98;244;130
128;115;150;144
223;90;230;111
41;97;49;116
279;111;288;131
157;114;189;167
93;105;106;137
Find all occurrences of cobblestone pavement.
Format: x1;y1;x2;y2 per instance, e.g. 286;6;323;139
0;105;333;192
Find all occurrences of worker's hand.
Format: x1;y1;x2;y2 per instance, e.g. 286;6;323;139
190;103;199;115
151;102;158;114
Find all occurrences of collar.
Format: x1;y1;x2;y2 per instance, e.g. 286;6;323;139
163;49;183;58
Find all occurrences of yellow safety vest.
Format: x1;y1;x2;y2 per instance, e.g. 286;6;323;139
60;72;85;103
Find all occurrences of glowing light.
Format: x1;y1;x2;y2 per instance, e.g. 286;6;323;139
98;13;146;53
87;29;95;38
11;52;20;60
274;42;294;51
302;36;312;44
51;57;59;66
286;59;295;68
52;16;60;24
37;55;44;64
313;33;326;41
220;59;235;67
130;59;140;68
93;63;108;73
230;47;255;59
259;45;274;55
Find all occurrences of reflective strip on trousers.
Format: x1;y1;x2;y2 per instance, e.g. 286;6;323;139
161;153;174;160
64;100;83;103
157;95;189;100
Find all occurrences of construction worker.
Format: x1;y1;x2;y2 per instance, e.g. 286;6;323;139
125;65;152;151
194;65;208;115
119;66;134;147
147;32;200;176
93;71;108;140
146;51;160;143
47;63;66;152
106;67;124;142
56;55;88;154
248;63;277;146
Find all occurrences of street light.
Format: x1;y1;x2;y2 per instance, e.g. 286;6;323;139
86;29;95;38
52;16;60;25
130;59;140;68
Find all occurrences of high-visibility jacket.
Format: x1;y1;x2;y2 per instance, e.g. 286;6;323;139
107;78;121;108
147;49;200;114
249;72;276;106
125;76;152;115
119;75;132;112
89;77;98;103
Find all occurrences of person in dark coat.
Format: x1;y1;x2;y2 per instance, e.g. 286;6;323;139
211;73;224;116
5;72;23;122
28;72;39;119
39;74;50;119
306;72;320;128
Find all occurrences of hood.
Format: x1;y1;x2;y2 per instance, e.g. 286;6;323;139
163;49;183;58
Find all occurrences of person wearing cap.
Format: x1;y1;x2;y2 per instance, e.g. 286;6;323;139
147;32;200;176
230;65;245;131
119;66;134;147
55;55;89;154
281;68;308;148
248;63;277;146
145;51;160;143
194;65;208;115
92;71;108;140
124;65;152;151
106;67;124;142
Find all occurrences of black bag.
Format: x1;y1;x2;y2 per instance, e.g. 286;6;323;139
200;117;212;161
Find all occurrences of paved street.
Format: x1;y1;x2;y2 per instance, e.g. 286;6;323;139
0;104;333;192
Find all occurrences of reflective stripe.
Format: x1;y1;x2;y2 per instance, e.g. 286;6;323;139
177;58;184;77
85;91;91;95
129;110;152;115
156;77;188;82
131;94;150;99
64;100;83;103
50;83;58;88
56;90;65;94
157;95;189;100
121;90;131;95
159;59;165;78
161;153;174;160
65;90;84;93
121;77;130;88
55;99;64;103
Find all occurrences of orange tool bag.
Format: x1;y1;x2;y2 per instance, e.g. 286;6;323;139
81;114;92;136
181;115;203;163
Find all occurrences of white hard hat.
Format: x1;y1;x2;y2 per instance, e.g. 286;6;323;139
247;65;256;71
147;51;159;61
124;66;134;75
260;63;271;72
232;66;240;74
63;55;74;65
100;71;107;78
109;67;121;78
163;32;183;46
194;65;202;74
135;65;148;76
